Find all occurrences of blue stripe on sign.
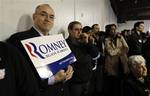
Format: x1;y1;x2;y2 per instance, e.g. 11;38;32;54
47;53;76;74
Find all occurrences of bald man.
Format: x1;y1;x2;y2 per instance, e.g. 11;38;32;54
7;4;73;96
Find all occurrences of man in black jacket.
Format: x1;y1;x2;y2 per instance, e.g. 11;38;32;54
7;4;73;96
127;21;147;56
0;42;40;96
66;21;100;96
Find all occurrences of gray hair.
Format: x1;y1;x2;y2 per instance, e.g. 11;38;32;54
128;55;146;67
35;4;52;13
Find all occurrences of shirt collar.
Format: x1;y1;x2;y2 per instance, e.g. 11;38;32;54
33;26;50;36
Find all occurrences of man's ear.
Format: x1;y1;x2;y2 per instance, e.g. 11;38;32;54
33;13;36;20
136;26;139;30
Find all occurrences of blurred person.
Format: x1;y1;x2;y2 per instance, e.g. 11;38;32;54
66;21;100;96
82;26;95;44
91;24;106;54
91;24;101;41
122;55;150;96
82;25;100;96
103;24;129;96
82;25;106;96
92;24;100;34
0;42;40;96
127;21;147;56
7;4;73;96
82;26;92;34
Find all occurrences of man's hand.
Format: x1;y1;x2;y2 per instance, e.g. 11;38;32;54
79;33;89;43
88;36;95;44
65;65;74;81
54;70;66;83
54;65;74;83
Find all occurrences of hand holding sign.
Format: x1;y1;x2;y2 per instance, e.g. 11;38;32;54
21;34;76;79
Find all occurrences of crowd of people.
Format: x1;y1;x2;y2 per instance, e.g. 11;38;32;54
1;3;150;96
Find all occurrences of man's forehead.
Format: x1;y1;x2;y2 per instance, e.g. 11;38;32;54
73;24;82;28
36;5;54;14
140;23;144;26
95;25;99;27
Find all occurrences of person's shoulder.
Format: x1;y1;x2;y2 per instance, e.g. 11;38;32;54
66;37;73;45
66;37;71;43
0;41;15;52
9;29;31;39
0;41;11;48
0;41;5;45
0;41;7;49
7;28;35;42
0;41;14;48
122;77;136;88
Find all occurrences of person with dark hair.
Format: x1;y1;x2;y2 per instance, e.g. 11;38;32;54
134;22;144;30
66;21;100;96
7;4;73;96
92;24;100;33
82;26;95;45
86;24;106;96
0;42;40;96
91;24;106;54
82;26;92;34
103;24;129;96
82;25;101;96
127;21;147;56
91;24;101;41
122;55;150;96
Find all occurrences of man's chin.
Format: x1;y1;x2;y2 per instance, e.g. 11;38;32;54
43;28;51;32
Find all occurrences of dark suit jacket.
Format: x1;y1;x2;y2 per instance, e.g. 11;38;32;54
66;37;93;83
7;27;63;96
127;31;147;56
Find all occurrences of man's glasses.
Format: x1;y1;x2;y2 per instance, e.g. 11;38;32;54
38;12;55;20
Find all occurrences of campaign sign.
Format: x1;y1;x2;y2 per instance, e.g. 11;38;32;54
21;34;76;79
